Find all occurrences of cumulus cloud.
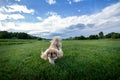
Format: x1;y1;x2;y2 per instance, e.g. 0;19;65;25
0;13;24;20
0;2;120;38
46;0;56;5
73;0;83;2
78;9;81;12
46;11;58;16
9;14;24;20
0;13;7;20
37;16;42;21
67;0;83;4
3;4;34;14
67;0;72;4
15;0;21;2
0;4;34;20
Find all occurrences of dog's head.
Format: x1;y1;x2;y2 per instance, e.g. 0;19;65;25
47;48;58;59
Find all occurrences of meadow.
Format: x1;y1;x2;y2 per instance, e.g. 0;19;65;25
0;39;120;80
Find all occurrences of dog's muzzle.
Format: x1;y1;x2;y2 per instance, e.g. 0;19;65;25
47;52;57;59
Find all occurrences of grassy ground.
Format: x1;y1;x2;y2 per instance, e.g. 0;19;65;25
0;39;120;80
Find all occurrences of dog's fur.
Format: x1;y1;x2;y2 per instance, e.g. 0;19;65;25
41;37;63;64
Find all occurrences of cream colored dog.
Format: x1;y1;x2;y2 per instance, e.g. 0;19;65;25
41;37;63;64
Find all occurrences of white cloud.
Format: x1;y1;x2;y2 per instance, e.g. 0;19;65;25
9;14;24;20
0;7;25;20
37;16;42;21
0;13;24;20
67;0;83;5
0;4;34;20
15;0;21;2
73;0;83;2
67;0;72;4
46;11;58;16
0;13;7;20
46;0;56;5
2;4;34;14
78;9;81;12
0;2;120;38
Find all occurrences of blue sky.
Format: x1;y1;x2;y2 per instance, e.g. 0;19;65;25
0;0;120;38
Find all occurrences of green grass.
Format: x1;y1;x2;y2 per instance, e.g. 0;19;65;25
0;39;120;80
0;39;35;46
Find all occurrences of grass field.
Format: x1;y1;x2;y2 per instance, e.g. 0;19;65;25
0;39;120;80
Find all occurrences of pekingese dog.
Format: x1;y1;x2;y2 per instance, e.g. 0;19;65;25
41;37;63;64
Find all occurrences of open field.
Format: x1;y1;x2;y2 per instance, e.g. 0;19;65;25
0;39;120;80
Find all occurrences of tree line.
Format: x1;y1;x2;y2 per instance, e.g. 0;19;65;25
0;31;42;39
0;31;120;40
71;32;120;40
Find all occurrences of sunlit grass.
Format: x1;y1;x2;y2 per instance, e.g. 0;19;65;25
0;39;120;80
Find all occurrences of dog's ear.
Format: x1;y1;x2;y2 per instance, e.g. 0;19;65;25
41;53;47;60
57;49;63;58
41;49;50;60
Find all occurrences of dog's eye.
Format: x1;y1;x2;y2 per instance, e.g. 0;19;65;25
52;53;56;58
48;54;51;57
53;52;57;56
47;52;57;58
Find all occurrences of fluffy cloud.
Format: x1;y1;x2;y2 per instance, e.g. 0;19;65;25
0;13;24;20
67;0;83;4
0;14;7;20
67;0;72;4
37;16;42;21
46;11;58;16
0;2;120;38
78;9;81;12
0;4;34;20
9;14;24;20
73;0;83;2
2;4;34;14
15;0;21;2
46;0;56;5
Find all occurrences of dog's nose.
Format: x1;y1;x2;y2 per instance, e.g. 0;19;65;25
51;53;53;58
51;53;57;58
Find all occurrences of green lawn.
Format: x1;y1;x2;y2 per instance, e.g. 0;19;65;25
0;39;120;80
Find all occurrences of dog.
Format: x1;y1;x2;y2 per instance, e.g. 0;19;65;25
41;37;63;64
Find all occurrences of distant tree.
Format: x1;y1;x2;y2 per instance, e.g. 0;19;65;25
0;31;41;39
105;33;111;38
0;31;10;39
105;32;120;39
89;35;99;39
79;36;86;40
37;37;42;40
74;35;86;40
17;33;29;39
99;32;104;39
111;32;120;39
74;37;79;40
